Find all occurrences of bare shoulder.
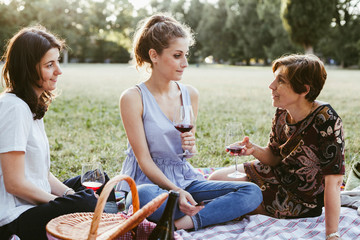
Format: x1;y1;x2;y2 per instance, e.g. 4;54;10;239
120;86;141;103
183;84;199;98
183;84;199;112
119;86;143;117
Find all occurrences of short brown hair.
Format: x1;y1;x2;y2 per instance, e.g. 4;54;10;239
133;13;194;69
272;54;327;102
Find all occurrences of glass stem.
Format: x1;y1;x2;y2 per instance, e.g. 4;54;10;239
235;157;238;171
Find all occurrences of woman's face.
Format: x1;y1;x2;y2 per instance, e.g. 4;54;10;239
34;47;62;97
269;65;302;109
151;37;189;81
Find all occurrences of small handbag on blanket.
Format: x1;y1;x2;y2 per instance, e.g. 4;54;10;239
345;161;360;191
341;186;360;215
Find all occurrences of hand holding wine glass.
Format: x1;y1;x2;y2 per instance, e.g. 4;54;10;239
173;105;196;158
225;122;247;178
81;162;105;191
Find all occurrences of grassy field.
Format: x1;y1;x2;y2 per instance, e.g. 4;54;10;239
1;64;360;182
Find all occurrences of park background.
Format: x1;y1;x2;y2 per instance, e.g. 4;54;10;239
1;0;360;181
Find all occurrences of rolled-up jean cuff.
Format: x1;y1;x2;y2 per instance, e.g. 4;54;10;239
190;213;202;230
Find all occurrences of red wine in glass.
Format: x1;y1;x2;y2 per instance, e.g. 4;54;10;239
81;162;105;191
226;145;245;154
173;105;196;158
174;124;194;133
82;181;103;191
225;123;247;178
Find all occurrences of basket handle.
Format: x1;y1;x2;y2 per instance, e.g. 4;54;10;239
87;175;139;240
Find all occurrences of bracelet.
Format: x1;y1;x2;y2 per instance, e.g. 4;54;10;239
326;232;340;239
62;188;73;197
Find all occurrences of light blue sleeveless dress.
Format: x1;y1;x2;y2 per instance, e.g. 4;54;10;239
116;82;204;192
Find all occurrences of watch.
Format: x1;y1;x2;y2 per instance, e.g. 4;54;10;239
326;232;340;239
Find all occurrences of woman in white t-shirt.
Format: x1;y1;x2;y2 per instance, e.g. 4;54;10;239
0;26;115;240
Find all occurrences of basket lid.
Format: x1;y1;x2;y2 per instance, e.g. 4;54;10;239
46;175;168;240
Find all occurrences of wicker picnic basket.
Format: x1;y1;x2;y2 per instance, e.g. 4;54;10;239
46;175;168;240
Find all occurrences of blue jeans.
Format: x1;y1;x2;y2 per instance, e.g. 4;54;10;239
132;180;262;230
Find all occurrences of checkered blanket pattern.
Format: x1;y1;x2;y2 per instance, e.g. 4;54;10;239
196;167;223;179
176;207;360;240
9;206;360;240
114;205;182;240
8;167;358;239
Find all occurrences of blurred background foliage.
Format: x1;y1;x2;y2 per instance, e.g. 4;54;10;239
0;0;359;67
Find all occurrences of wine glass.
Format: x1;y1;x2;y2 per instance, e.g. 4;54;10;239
81;162;105;191
173;105;196;158
225;122;247;178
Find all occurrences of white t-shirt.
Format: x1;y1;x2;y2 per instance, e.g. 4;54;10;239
0;93;51;226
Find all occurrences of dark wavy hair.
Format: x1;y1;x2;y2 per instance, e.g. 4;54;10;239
133;13;194;69
272;54;327;102
1;25;65;119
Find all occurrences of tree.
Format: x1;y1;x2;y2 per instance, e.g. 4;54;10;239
281;0;337;54
257;0;300;61
225;0;272;65
0;1;22;56
196;0;232;62
0;0;132;63
317;0;360;67
183;0;204;63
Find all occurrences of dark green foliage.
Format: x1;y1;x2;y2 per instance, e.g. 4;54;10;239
281;0;337;53
0;0;132;63
257;0;301;60
0;0;359;67
92;40;130;63
317;0;360;67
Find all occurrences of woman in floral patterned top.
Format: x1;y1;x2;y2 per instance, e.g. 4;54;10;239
209;54;345;240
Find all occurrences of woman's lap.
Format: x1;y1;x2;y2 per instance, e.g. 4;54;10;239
135;180;262;230
0;189;97;240
0;174;116;240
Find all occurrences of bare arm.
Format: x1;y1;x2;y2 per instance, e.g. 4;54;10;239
120;87;202;216
237;136;282;166
120;88;179;191
0;151;58;204
324;174;343;238
48;172;75;196
250;144;281;166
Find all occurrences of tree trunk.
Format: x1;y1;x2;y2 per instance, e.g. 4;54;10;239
304;45;314;54
62;49;68;64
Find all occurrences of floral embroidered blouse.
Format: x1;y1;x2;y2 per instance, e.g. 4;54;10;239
244;103;345;218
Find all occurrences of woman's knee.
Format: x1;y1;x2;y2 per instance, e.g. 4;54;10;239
135;184;167;222
208;167;230;180
136;184;162;207
245;182;263;208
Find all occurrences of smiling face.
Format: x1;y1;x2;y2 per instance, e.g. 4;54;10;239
34;47;62;97
269;65;303;110
150;37;189;81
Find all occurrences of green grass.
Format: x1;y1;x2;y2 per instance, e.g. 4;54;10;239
1;64;360;182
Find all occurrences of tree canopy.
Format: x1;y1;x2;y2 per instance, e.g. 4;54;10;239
281;0;337;54
0;0;359;67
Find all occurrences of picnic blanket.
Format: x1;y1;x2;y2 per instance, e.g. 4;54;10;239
9;168;360;239
9;207;359;240
176;207;360;240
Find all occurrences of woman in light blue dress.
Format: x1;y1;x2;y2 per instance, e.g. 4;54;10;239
116;13;262;230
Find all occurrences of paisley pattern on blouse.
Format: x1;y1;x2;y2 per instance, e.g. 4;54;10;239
244;104;345;219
